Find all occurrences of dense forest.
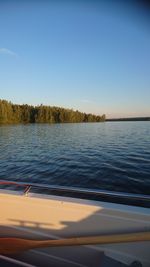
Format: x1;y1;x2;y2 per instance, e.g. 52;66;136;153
0;100;106;124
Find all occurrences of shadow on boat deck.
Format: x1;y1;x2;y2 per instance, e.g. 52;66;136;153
0;191;150;267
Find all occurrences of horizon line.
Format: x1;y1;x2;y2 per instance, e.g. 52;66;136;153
0;99;150;120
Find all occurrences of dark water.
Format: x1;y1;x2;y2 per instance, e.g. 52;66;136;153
0;122;150;195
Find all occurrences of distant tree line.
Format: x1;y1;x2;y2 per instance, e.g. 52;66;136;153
0;100;106;124
106;117;150;122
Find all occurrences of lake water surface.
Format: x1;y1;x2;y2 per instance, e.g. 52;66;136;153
0;122;150;195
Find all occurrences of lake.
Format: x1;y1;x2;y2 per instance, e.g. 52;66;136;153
0;122;150;195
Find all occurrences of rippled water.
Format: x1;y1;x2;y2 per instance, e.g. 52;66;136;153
0;122;150;194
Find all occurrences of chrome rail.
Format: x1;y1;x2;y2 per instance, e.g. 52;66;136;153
0;179;149;203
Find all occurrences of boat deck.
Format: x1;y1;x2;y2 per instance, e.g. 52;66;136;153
0;223;133;267
0;190;150;267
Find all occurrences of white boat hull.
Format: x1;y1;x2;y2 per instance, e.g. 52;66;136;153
0;189;150;267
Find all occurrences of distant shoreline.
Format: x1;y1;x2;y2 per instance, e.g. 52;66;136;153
0;99;149;124
106;117;150;122
0;118;149;125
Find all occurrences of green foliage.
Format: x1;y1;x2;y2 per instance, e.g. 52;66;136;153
0;99;106;124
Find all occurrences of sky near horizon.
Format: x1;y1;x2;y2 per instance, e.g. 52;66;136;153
0;1;150;118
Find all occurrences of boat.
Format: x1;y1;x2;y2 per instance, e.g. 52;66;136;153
0;180;150;267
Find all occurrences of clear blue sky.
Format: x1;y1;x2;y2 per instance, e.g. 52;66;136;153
0;0;150;118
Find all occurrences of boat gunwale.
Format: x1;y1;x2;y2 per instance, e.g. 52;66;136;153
0;179;149;203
